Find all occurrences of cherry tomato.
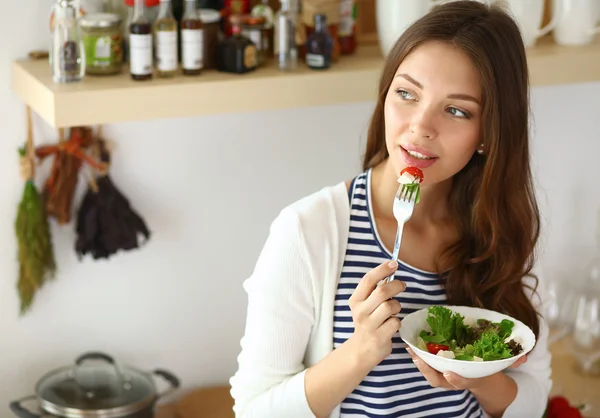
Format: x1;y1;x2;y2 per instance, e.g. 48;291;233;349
400;167;424;183
426;343;450;355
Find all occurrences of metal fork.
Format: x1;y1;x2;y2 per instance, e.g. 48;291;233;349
385;183;418;283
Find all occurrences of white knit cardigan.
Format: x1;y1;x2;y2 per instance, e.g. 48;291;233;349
229;181;552;418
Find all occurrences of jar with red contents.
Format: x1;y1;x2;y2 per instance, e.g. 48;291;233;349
123;0;160;61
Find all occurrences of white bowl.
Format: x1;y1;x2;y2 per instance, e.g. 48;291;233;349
399;305;536;379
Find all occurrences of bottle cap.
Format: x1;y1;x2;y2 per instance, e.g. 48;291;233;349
314;13;327;25
125;0;160;7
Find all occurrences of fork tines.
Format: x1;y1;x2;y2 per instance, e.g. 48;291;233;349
400;184;420;202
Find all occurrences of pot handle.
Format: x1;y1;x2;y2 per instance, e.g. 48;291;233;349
74;351;126;384
153;369;181;398
75;351;115;365
9;396;43;418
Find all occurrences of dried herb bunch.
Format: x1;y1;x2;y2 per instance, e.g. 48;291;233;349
15;107;56;315
75;134;151;260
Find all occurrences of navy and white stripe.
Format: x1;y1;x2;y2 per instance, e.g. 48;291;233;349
334;170;483;417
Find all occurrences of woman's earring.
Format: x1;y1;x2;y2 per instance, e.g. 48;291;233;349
477;144;484;155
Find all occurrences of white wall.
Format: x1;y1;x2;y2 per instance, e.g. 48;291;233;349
1;1;599;416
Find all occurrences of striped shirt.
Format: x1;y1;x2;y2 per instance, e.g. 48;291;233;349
334;170;483;417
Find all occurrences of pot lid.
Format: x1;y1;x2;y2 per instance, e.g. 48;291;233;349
37;353;155;417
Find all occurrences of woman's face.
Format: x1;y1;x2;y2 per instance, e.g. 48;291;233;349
384;41;483;186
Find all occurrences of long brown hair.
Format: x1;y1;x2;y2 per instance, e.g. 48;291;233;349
363;0;541;338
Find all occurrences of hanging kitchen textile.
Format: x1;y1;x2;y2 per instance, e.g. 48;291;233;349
15;106;57;315
75;128;151;260
35;126;106;225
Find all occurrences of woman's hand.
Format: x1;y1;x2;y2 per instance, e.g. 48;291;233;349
304;259;406;418
406;347;527;416
406;346;527;390
346;259;406;367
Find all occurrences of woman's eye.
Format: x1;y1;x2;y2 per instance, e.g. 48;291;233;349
397;89;415;100
447;107;469;119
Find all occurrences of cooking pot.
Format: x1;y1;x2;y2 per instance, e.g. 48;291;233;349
10;351;180;418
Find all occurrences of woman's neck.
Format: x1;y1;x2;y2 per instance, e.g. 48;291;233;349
370;159;453;226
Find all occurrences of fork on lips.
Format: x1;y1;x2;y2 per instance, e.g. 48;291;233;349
385;167;423;284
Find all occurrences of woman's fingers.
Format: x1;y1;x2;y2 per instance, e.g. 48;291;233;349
350;260;398;303
361;279;406;316
370;298;402;327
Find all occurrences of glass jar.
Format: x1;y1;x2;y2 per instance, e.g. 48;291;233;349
50;0;85;83
80;13;124;75
241;15;268;66
199;8;222;70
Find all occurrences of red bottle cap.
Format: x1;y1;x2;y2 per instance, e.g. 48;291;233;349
124;0;160;7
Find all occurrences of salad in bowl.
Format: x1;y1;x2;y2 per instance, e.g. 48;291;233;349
399;305;536;378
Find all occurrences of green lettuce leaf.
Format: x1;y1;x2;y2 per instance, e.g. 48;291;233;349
425;306;471;345
472;332;514;361
426;306;456;342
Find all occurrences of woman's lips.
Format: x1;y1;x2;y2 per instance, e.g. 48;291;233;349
401;143;438;158
400;145;439;169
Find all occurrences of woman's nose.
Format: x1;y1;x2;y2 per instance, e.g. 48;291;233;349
409;107;437;139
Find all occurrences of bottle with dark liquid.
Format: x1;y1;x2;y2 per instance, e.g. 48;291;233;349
129;0;153;80
305;14;333;70
180;0;204;75
217;14;257;74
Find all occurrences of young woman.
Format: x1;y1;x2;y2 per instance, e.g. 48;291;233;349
230;1;551;417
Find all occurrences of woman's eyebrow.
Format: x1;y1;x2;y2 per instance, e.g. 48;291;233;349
397;73;423;89
396;73;481;105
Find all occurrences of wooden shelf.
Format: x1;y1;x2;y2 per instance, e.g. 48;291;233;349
11;36;600;128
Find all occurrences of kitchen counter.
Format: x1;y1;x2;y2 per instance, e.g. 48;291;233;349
549;336;600;416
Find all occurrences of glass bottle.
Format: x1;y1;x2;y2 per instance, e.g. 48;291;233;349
274;0;297;71
50;0;85;83
217;15;257;74
124;0;160;62
129;0;154;80
180;0;204;75
250;0;274;56
571;208;600;376
305;14;332;70
241;15;267;66
338;0;357;55
154;0;178;77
